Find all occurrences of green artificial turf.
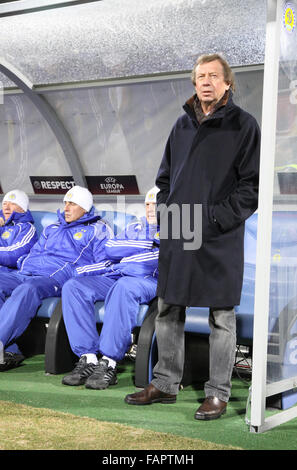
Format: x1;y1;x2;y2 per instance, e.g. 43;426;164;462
0;400;238;450
0;355;297;450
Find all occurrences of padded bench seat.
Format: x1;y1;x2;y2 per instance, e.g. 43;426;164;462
36;297;61;319
37;298;149;325
94;301;149;326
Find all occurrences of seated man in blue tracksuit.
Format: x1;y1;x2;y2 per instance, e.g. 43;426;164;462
0;185;112;371
0;189;38;272
62;186;160;389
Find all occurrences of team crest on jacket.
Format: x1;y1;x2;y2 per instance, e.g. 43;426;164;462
73;231;84;240
1;230;11;239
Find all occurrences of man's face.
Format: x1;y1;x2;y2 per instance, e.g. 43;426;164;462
64;201;86;223
145;202;157;225
194;60;230;111
2;201;24;220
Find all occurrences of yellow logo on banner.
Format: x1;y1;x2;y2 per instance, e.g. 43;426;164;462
284;4;296;32
273;253;281;262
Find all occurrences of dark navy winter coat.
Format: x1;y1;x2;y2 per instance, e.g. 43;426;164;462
156;93;261;307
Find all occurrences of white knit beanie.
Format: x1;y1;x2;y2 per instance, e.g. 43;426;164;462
145;186;160;204
3;190;29;212
63;185;93;212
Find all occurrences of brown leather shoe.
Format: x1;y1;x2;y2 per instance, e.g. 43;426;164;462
124;383;176;405
194;396;227;420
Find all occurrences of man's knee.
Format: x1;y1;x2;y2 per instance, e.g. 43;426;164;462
12;278;57;301
12;280;37;297
62;277;100;305
209;307;236;333
157;300;186;321
62;278;81;296
110;278;137;298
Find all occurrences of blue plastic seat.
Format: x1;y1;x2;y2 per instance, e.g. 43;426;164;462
94;301;149;326
31;210;58;236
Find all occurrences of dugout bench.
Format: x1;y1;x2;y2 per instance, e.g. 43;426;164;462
16;210;297;411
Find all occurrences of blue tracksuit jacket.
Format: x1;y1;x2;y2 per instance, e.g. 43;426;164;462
18;207;112;287
75;216;160;279
0;210;38;269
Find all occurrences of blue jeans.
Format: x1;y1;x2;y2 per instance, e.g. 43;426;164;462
151;298;236;402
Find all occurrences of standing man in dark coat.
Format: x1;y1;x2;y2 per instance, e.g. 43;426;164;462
125;53;261;420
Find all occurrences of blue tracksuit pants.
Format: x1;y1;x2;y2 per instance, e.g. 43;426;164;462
0;271;61;353
62;275;158;361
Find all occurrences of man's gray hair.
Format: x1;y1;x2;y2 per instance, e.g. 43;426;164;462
191;53;235;91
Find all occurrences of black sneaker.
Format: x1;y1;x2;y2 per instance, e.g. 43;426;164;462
125;343;137;362
0;352;25;371
85;358;118;390
62;356;96;386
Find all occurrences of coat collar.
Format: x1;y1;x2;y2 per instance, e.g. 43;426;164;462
183;89;235;124
57;206;101;227
0;209;34;225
